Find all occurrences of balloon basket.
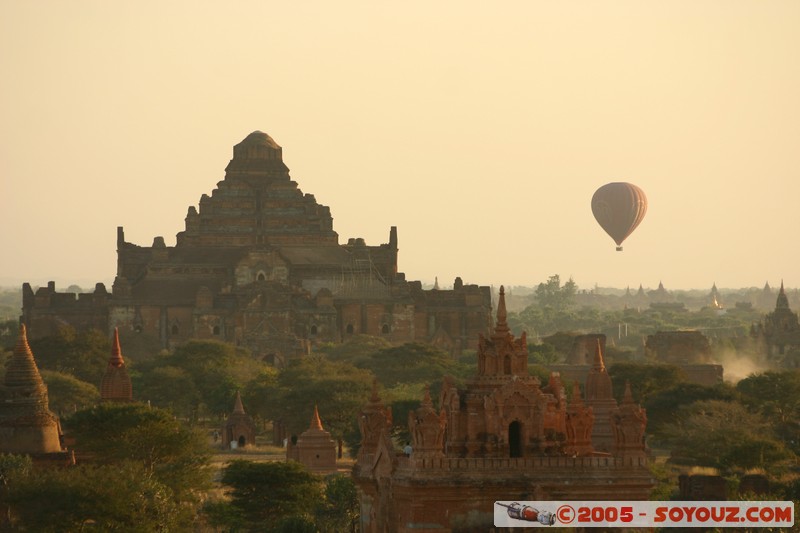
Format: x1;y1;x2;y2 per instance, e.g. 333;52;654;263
616;246;623;252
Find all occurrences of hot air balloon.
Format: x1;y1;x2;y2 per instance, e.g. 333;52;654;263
591;182;647;251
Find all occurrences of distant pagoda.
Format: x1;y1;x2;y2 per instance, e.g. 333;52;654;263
222;391;256;449
584;339;618;452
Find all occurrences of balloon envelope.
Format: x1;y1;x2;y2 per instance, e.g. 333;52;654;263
591;182;647;250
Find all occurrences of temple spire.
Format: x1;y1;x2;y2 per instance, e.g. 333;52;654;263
6;324;45;389
233;391;245;415
777;280;789;309
101;328;133;402
622;381;634;404
109;328;125;368
494;285;509;335
592;339;606;371
310;404;324;430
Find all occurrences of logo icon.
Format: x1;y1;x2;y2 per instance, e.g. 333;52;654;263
496;502;556;525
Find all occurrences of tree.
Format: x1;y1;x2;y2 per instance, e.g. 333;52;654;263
27;326;110;384
316;334;391;366
220;460;322;529
241;366;280;425
5;461;180;532
40;370;100;416
271;357;373;457
534;274;577;312
528;342;559;365
314;474;359;533
658;400;793;472
133;365;200;419
644;382;738;436
0;454;32;528
0;320;19;351
737;370;800;454
64;403;212;504
362;343;458;387
135;339;267;419
607;362;687;403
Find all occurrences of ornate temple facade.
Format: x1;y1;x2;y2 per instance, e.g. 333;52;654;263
353;287;652;533
21;132;492;362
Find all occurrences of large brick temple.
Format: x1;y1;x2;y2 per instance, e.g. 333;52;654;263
21;131;492;362
353;287;652;533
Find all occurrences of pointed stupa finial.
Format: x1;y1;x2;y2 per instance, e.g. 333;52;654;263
622;381;634;404
777;280;790;309
494;285;509;335
433;277;440;290
109;327;125;368
233;391;245;414
593;339;606;371
310;404;323;430
7;324;46;389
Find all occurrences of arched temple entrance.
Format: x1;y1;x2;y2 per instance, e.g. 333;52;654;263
509;421;522;458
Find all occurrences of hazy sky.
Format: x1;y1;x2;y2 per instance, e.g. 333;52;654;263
2;1;798;291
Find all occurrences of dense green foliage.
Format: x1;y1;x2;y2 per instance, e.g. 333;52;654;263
27;326;110;384
644;382;738;434
657;400;793;472
0;319;18;352
737;370;800;455
64;403;212;505
257;356;373;453
212;461;358;532
5;462;181;532
40;370;100;415
360;343;460;386
133;340;266;419
534;274;577;312
218;460;322;529
607;362;687;402
315;474;360;533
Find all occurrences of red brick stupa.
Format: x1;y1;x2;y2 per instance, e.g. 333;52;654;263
0;325;71;463
287;405;337;474
222;391;256;449
100;328;132;402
